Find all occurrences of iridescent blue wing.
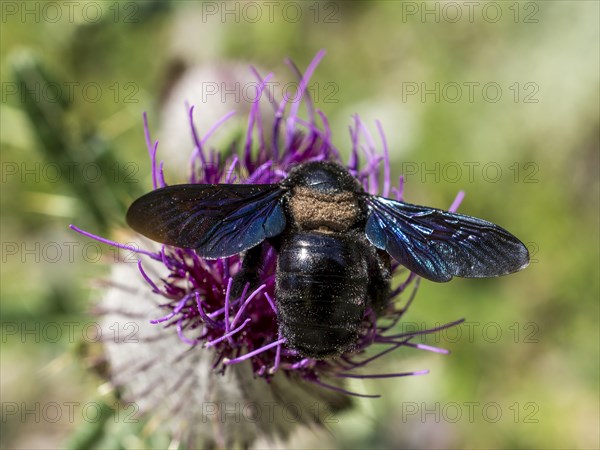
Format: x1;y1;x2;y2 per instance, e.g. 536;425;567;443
365;196;530;282
126;184;287;258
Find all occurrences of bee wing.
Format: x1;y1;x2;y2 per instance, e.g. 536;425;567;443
365;196;530;282
126;184;287;258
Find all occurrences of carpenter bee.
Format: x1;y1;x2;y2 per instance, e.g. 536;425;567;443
126;161;529;358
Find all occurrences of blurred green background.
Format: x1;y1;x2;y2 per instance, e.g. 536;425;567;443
1;1;598;449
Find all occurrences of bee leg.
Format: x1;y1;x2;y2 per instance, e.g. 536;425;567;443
367;248;392;314
231;243;265;299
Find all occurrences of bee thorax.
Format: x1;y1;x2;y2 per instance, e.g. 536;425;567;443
289;187;360;232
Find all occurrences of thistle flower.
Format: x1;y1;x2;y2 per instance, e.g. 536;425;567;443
71;50;462;448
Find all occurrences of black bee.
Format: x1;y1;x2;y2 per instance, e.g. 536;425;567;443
126;161;529;358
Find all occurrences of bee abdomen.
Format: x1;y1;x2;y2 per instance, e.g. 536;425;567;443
275;232;370;358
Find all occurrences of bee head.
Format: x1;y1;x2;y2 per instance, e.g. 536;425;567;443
284;162;367;232
283;161;364;194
